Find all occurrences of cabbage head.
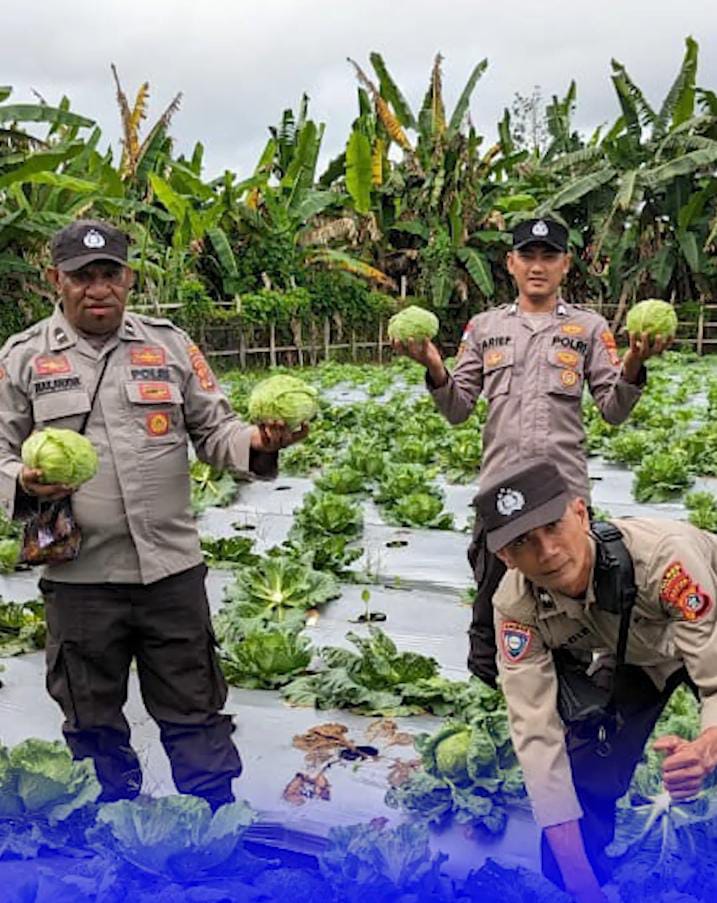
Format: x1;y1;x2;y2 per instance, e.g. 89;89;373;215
0;538;20;573
626;299;678;339
248;375;318;430
21;428;98;487
434;728;472;783
387;306;439;343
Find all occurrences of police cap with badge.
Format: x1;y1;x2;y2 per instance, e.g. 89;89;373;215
51;219;129;272
511;218;569;252
476;459;570;553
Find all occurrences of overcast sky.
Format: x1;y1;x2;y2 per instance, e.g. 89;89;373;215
4;1;717;180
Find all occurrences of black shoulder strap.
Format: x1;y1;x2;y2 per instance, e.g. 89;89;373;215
79;349;113;435
591;521;637;667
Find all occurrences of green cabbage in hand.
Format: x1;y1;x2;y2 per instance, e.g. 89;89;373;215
21;428;98;487
626;299;678;340
248;375;319;429
387;306;439;343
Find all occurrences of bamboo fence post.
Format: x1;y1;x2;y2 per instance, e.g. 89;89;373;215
351;329;357;361
697;302;705;356
269;322;277;367
309;318;318;366
239;329;247;369
296;320;304;367
378;321;383;363
324;318;330;361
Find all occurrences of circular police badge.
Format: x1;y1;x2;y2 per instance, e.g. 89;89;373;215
496;487;525;517
531;220;549;237
83;229;106;249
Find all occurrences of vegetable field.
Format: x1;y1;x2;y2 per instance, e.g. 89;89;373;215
2;351;717;901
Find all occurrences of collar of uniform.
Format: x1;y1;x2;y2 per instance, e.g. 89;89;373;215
508;299;569;318
48;305;78;351
118;314;143;342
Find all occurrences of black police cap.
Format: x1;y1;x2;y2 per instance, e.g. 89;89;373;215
476;460;571;552
512;218;568;252
51;219;129;272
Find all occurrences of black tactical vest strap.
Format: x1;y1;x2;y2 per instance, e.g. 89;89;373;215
591;521;637;667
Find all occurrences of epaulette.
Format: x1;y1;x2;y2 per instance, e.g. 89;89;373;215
134;313;180;329
0;323;44;361
567;303;600;316
493;571;539;625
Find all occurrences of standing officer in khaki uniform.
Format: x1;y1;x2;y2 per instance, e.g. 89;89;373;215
395;218;667;685
475;459;717;903
0;220;307;808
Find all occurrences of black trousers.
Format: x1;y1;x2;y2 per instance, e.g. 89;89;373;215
39;563;242;807
541;666;691;888
466;513;506;687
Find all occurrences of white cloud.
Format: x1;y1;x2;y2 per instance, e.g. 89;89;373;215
4;0;716;178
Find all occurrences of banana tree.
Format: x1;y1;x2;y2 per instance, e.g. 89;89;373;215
344;53;505;308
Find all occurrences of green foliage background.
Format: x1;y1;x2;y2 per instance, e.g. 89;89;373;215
2;38;717;348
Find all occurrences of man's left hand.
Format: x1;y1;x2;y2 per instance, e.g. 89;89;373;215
250;421;309;453
622;331;671;384
654;727;717;800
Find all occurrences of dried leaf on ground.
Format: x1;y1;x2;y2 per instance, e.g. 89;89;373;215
366;718;414;747
387;758;422;787
293;722;354;766
283;771;332;806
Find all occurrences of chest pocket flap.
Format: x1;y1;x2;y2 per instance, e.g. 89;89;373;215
483;344;514;398
125;382;183;405
547;346;585;396
32;391;91;425
483;344;514;373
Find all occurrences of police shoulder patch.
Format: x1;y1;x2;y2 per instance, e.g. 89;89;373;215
500;621;533;662
659;560;713;622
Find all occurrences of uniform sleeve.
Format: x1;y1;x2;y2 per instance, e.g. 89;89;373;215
585;317;643;425
0;350;34;519
494;605;583;828
178;337;277;480
648;536;717;731
428;316;484;424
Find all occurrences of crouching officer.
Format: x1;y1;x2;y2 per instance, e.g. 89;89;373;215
0;219;308;809
475;459;717;903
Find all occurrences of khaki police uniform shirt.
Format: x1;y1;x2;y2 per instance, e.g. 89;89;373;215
429;301;643;500
0;306;270;585
493;518;717;829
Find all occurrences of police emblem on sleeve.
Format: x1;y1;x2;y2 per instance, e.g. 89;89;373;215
531;220;549;237
501;622;532;662
496;487;525;517
83;229;106;249
660;561;712;621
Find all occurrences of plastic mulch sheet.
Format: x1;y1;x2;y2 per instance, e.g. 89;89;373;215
0;450;709;876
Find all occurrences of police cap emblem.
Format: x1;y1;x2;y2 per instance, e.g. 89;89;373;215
496;487;525;517
531;220;549;237
83;229;106;249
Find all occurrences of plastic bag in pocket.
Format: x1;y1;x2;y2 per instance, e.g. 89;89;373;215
20;497;82;566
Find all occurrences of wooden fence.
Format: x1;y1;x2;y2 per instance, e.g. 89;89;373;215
130;298;717;366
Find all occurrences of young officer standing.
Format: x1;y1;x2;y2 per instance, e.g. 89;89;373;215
395;218;667;685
